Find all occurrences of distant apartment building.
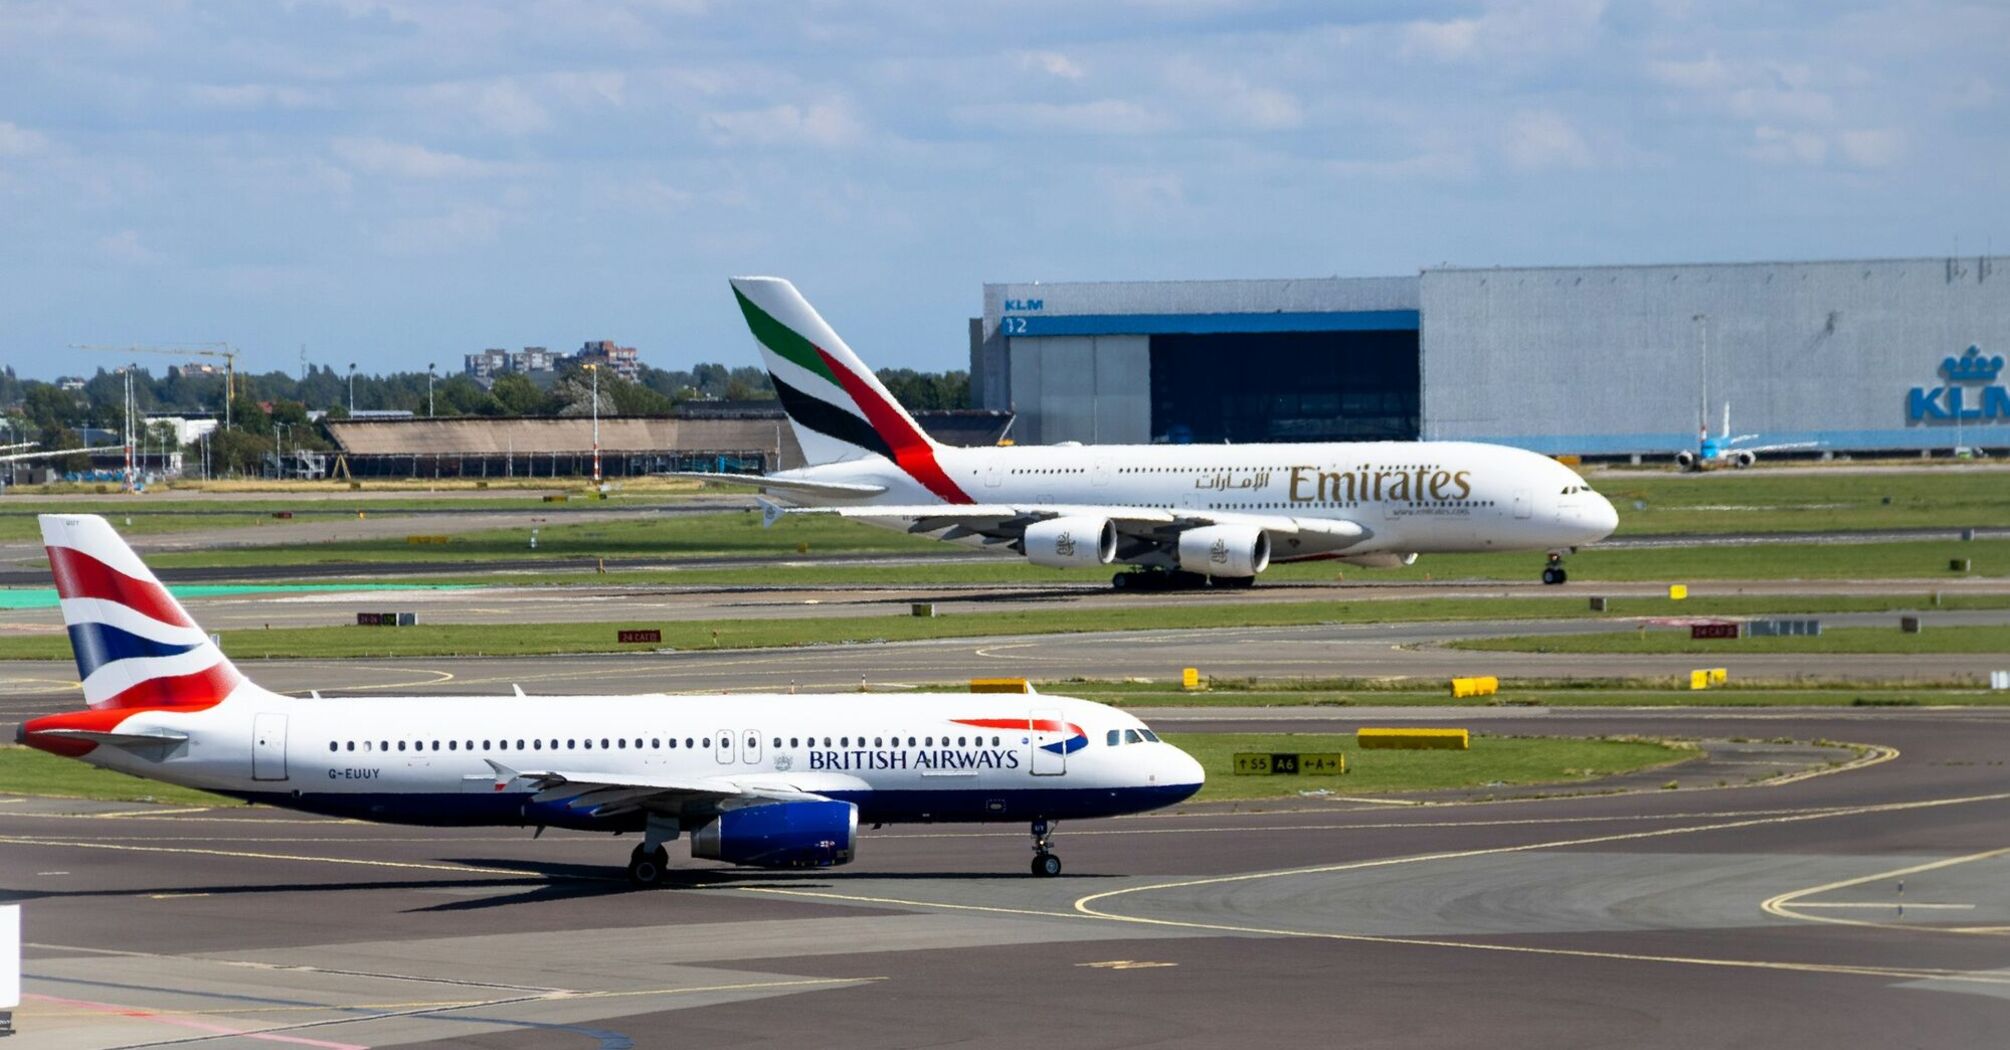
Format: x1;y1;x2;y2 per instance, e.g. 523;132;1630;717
463;346;561;386
573;340;641;381
168;362;221;379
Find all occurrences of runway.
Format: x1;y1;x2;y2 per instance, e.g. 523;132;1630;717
8;706;2010;1047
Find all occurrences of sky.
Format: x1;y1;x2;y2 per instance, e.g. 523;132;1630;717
1;0;2005;381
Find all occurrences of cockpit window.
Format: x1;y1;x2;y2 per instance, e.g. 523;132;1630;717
1139;728;1161;743
1106;729;1121;746
1124;729;1143;744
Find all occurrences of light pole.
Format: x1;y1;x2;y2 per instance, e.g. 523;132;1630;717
274;422;290;480
119;365;135;492
587;363;602;485
347;362;357;415
427;362;436;419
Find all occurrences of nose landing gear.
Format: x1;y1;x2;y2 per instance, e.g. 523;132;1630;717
1029;818;1062;877
1540;551;1568;586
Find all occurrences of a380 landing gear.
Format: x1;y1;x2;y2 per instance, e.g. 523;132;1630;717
1540;551;1569;586
1112;570;1252;591
1029;818;1062;877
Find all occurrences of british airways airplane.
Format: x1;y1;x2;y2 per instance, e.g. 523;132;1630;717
677;277;1619;588
18;514;1204;885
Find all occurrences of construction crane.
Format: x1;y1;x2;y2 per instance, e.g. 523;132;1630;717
71;343;240;430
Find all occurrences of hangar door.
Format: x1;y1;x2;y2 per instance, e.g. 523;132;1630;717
1150;330;1419;444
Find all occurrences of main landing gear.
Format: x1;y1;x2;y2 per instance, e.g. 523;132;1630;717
1112;570;1254;591
1540;551;1569;586
1029;818;1062;877
626;813;679;888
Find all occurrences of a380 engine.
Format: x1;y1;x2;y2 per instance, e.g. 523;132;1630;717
1175;525;1271;578
1023;516;1117;568
691;799;857;869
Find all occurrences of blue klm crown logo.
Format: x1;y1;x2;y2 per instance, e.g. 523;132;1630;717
1943;345;2005;384
1911;344;2009;423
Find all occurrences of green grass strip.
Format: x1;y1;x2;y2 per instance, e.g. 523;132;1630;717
2;594;2005;662
1163;732;1693;801
1448;624;2010;655
0;746;235;805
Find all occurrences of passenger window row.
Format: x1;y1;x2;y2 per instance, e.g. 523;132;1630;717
327;733;1007;753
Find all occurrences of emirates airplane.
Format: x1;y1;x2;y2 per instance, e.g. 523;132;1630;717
688;277;1620;588
19;515;1204;885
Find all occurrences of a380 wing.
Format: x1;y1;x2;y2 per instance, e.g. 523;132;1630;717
792;504;1366;547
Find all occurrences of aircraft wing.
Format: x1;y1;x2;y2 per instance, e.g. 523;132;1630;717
659;471;887;497
793;504;1366;548
485;760;849;822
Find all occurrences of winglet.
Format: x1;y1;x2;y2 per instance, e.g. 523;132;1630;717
757;496;785;529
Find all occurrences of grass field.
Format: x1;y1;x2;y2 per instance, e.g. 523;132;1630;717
1449;624;2010;655
3;593;2005;662
1163;732;1694;801
0;746;234;804
0;735;1688;805
1074;683;2004;707
1595;470;2010;536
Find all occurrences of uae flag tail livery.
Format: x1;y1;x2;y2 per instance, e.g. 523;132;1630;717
22;514;270;756
732;276;972;503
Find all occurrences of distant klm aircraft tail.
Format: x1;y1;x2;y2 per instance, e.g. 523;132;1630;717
730;277;970;503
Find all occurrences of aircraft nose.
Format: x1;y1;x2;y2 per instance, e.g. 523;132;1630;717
1164;744;1205;793
1587;492;1620;541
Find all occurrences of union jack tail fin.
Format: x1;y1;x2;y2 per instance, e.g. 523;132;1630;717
731;277;971;503
41;514;251;711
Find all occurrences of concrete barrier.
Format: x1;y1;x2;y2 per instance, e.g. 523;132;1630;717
1358;727;1469;750
1449;675;1499;699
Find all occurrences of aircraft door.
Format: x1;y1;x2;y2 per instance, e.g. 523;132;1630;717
1513;490;1532;519
743;729;762;765
1092;460;1111;487
985;465;1002;488
714;730;735;764
1029;708;1066;776
252;713;288;781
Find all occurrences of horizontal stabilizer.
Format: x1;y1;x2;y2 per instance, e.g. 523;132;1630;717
29;727;189;748
659;471;887;497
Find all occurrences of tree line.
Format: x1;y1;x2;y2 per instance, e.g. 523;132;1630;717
0;361;970;477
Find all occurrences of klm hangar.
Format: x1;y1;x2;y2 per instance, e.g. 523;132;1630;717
971;256;2010;457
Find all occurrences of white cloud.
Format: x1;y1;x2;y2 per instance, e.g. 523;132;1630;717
0;121;49;157
1501;110;1594;170
701;100;864;148
330;137;522;179
1837;128;1905;168
374;205;504;256
187;83;330;110
1016;50;1086;80
954;99;1171;136
1163;60;1301;131
98;229;157;265
1750;125;1828;166
1401;0;1606;64
1402;18;1479;61
1646;53;1733;92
